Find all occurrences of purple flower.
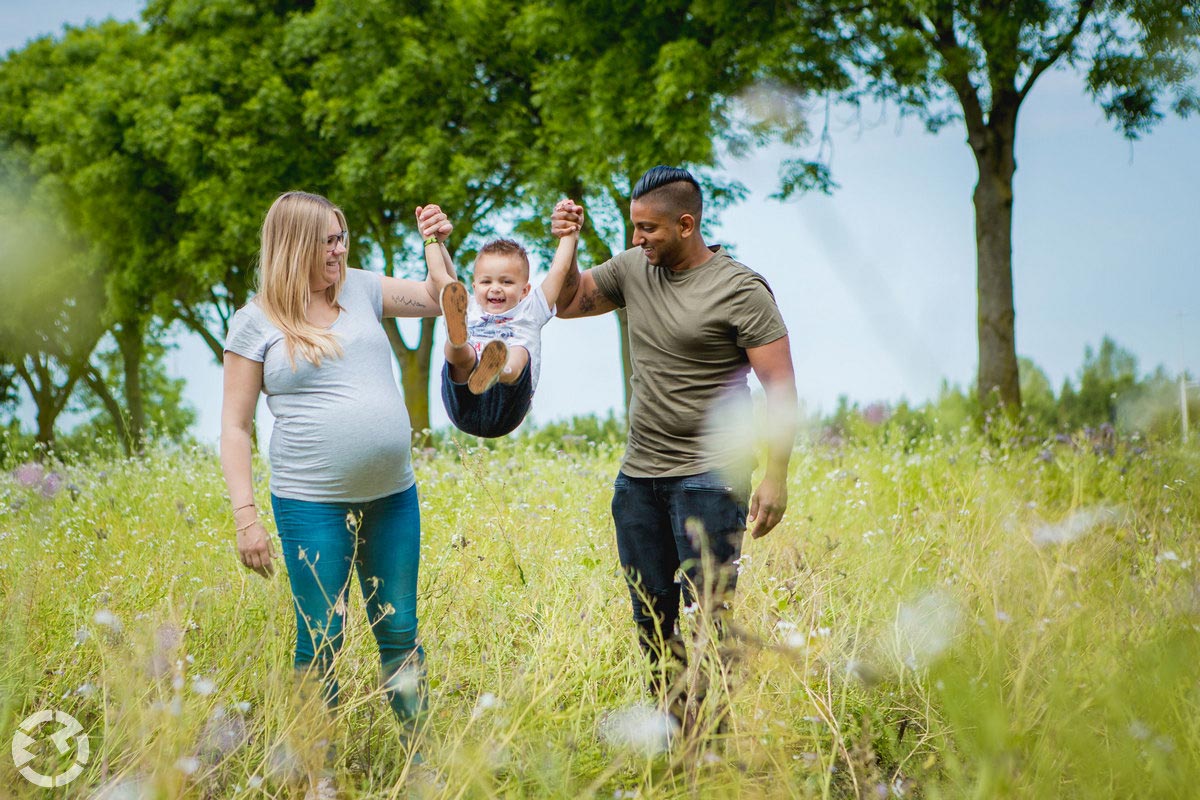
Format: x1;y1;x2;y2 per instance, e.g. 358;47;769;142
40;472;63;499
862;402;891;426
14;462;44;489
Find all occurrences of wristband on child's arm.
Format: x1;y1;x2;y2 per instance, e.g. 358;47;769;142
423;235;439;247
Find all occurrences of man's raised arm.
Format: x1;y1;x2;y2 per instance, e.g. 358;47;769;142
550;199;617;319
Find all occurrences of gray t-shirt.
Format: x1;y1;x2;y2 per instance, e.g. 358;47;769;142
591;246;788;478
224;268;415;502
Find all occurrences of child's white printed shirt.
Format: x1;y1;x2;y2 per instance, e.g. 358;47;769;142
467;286;555;390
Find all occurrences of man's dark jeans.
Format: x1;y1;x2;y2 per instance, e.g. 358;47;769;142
611;468;750;701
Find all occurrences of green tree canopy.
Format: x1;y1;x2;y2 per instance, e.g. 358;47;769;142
771;0;1200;414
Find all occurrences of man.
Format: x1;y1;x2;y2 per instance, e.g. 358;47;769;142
552;165;797;730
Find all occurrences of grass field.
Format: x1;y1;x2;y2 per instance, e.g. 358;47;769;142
2;430;1198;798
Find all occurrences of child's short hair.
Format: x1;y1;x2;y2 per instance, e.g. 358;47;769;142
475;238;531;280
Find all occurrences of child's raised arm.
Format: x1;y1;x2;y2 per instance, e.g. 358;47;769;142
415;204;459;295
540;198;584;310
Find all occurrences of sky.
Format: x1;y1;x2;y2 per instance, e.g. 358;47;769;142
5;2;1199;445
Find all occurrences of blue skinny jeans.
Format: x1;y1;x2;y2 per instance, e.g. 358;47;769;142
271;486;425;724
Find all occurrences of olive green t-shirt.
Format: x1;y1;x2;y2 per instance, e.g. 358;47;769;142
591;246;788;478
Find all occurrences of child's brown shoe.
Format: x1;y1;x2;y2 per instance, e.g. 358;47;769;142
468;340;507;395
441;282;469;348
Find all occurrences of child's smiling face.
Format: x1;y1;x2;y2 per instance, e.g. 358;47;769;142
472;253;530;313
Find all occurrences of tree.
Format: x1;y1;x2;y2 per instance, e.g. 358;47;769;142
518;0;818;410
0;21;189;452
0;152;107;451
1060;335;1139;426
289;0;542;433
71;326;197;447
775;0;1200;412
136;0;328;363
1018;355;1057;428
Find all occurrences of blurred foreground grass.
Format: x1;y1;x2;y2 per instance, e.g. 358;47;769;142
1;432;1197;798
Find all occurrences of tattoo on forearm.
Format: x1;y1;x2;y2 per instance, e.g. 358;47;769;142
578;288;599;314
562;269;578;295
392;295;426;308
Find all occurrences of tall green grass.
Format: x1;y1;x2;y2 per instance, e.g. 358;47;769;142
1;432;1197;798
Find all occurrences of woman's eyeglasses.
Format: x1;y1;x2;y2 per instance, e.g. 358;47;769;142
325;230;349;250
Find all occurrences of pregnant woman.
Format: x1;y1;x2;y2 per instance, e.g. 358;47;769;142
220;191;450;773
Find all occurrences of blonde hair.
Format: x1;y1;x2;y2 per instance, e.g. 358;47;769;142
256;191;347;368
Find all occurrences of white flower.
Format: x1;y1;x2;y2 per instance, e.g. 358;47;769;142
174;756;200;775
472;691;503;719
1032;505;1120;546
94;609;121;630
599;704;679;756
893;591;960;669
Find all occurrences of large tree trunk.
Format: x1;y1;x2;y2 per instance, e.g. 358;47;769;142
384;317;436;442
115;321;146;452
579;205;633;415
20;356;87;456
971;116;1021;413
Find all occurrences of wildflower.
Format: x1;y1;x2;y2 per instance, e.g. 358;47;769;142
472;692;503;719
90;775;151;799
862;402;890;426
598;703;679;756
94;609;122;631
201;706;248;757
385;666;423;707
192;676;217;696
14;462;44;489
1032;505;1120;546
846;659;881;686
264;743;303;783
40;472;63;498
893;591;960;669
174;756;200;775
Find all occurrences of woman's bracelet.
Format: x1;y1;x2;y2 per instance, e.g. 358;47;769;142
232;502;256;514
236;519;259;533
